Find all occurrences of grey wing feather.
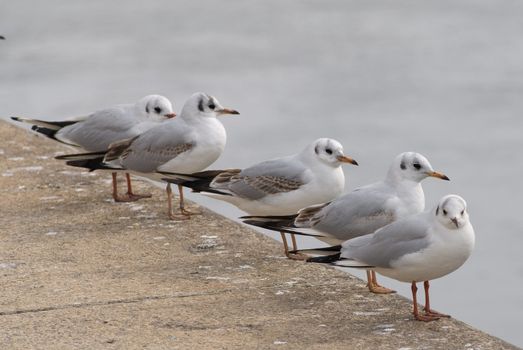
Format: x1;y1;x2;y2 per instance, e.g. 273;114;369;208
341;214;431;268
119;121;193;172
56;106;140;151
223;157;308;200
308;182;396;240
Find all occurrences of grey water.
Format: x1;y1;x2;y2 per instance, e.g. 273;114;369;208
1;0;522;346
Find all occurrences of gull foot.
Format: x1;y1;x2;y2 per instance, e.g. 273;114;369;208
114;193;152;202
285;251;309;261
424;309;450;318
414;313;440;322
367;282;397;294
180;208;203;216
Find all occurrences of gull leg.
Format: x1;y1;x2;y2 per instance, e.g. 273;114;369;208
166;183;190;220
178;184;202;216
423;281;450;318
280;231;291;258
366;271;396;294
124;173;151;201
112;172;151;202
111;173;119;201
285;233;308;261
412;282;439;322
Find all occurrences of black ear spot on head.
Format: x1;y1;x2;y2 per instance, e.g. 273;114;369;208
436;206;439;215
314;145;319;155
400;161;406;170
145;105;150;113
198;99;204;112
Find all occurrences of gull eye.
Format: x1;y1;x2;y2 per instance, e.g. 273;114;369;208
208;103;215;110
154;107;162;113
413;163;421;170
461;210;465;215
443;209;447;216
325;148;333;155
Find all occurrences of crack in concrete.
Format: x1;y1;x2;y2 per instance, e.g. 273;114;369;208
0;289;232;316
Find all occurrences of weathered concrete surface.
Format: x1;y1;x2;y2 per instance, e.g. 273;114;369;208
0;122;518;350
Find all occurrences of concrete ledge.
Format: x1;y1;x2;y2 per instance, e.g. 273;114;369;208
0;123;518;349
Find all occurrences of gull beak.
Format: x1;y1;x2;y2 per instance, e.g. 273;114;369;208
164;113;176;119
217;108;240;115
451;217;459;228
337;155;358;166
427;171;450;181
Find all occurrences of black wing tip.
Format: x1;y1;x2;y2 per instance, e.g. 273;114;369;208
161;177;184;185
64;158;109;171
55;151;106;160
299;245;342;253
240;214;298;220
306;253;342;264
10;116;20;121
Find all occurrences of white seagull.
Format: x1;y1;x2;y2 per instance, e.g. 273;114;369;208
306;194;475;322
11;95;176;201
243;152;449;292
56;92;239;219
160;138;358;257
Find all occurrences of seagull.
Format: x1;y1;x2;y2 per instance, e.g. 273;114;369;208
242;152;450;292
11;95;176;202
56;92;239;219
306;194;475;322
160;138;358;257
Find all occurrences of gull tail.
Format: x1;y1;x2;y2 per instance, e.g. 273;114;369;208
159;169;232;195
55;151;118;172
288;245;342;263
10;117;79;146
160;169;244;196
303;246;374;268
241;215;324;238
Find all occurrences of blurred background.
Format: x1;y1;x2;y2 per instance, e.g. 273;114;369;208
1;0;522;346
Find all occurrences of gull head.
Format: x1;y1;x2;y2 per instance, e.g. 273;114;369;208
388;152;449;183
181;92;239;119
305;138;358;167
434;194;469;229
138;95;176;120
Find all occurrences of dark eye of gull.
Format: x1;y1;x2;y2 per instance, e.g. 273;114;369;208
443;209;447;216
413;163;421;170
208;103;215;110
325;148;333;155
154;107;162;113
461;210;465;215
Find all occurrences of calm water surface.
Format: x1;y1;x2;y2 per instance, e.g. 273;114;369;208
1;1;522;346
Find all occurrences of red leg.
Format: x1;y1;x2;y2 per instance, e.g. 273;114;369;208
166;183;189;220
124;173;151;200
111;173;119;201
280;232;308;260
178;184;201;216
112;172;151;202
423;281;450;318
366;270;395;294
412;282;439;321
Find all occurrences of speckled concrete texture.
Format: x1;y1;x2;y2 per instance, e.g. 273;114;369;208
0;123;518;349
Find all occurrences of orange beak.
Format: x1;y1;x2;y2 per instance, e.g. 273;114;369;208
217;108;240;115
427;171;450;181
337;155;358;166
